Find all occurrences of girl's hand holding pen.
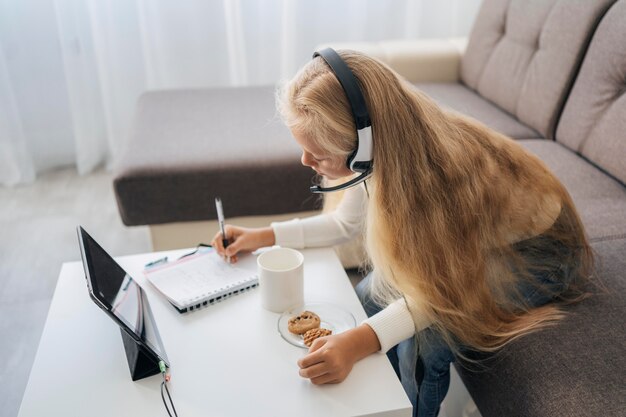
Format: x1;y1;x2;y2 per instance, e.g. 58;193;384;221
210;225;276;263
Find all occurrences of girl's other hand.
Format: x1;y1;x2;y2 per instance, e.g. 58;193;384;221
297;324;381;384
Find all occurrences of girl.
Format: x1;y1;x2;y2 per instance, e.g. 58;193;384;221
211;49;595;417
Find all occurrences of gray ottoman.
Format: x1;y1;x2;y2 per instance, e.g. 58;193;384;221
113;86;319;227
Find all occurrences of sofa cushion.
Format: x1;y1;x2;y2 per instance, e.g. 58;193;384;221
461;0;615;138
456;237;626;417
114;86;318;226
556;0;626;185
415;82;540;139
520;140;626;242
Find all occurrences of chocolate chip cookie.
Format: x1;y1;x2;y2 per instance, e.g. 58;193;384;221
287;311;321;335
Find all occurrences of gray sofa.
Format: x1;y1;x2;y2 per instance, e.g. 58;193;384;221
114;0;625;415
448;2;626;415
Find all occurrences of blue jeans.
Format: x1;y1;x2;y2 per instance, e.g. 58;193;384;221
355;268;570;417
355;276;447;417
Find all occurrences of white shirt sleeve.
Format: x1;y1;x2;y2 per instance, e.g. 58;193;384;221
272;184;432;353
271;184;367;248
363;299;432;354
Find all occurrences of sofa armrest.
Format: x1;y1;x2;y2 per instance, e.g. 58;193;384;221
316;38;467;83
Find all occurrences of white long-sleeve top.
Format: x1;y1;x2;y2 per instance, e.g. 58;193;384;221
271;184;432;353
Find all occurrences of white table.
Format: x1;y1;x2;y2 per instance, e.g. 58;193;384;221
18;247;412;417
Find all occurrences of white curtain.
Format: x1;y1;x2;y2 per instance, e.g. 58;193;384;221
0;0;481;187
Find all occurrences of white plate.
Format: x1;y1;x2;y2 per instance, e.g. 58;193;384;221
277;302;356;349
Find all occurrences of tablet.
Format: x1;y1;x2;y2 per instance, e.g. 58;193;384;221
77;226;169;367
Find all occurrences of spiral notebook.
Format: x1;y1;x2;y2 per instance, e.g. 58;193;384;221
144;249;258;313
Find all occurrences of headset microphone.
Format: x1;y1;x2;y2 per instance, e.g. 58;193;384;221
309;48;373;193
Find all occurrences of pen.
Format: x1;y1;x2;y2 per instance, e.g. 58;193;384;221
215;197;230;262
145;256;168;269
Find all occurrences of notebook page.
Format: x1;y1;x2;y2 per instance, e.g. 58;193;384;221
146;250;257;306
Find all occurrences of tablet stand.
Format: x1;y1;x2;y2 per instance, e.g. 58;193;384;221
120;328;161;381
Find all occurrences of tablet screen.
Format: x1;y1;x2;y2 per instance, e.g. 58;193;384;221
78;226;169;365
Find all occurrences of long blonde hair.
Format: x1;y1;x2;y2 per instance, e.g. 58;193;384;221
277;50;597;359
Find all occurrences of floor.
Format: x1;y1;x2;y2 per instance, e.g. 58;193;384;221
0;167;480;417
0;167;151;417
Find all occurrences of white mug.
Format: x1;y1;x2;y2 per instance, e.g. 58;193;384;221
257;247;304;313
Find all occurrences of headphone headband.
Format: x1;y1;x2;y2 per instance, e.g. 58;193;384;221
312;49;371;130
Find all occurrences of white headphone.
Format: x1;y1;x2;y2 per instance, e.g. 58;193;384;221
309;48;373;193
